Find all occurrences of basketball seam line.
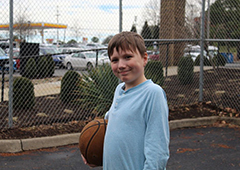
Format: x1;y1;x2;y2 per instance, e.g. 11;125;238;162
85;120;101;164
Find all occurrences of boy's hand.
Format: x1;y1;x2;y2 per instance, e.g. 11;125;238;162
81;154;98;168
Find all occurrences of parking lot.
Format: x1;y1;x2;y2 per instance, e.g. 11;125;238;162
0;126;239;170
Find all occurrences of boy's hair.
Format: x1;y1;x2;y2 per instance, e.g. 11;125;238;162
108;31;146;58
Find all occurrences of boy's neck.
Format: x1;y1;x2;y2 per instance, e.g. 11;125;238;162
124;76;147;91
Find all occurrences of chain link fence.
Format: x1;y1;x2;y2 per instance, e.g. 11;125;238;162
0;0;239;129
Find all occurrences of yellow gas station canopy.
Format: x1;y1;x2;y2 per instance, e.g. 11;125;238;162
0;22;67;30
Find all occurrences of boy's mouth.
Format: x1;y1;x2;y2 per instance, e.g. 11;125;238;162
119;70;130;75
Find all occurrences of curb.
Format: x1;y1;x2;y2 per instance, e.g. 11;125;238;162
0;116;239;153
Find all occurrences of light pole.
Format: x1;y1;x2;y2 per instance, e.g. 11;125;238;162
119;0;122;33
56;6;60;46
27;21;31;42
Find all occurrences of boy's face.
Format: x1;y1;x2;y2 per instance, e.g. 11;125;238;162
110;47;148;90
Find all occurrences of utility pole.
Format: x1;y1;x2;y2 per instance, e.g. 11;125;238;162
56;6;60;46
119;0;122;33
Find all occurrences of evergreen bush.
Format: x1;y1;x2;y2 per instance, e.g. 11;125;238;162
45;55;55;77
60;70;81;103
194;55;212;66
212;53;227;66
24;58;37;79
37;56;47;78
145;61;164;86
178;56;194;85
13;77;35;109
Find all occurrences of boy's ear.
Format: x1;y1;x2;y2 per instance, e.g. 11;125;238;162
143;52;148;67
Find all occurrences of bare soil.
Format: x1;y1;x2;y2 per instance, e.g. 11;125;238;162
0;68;240;139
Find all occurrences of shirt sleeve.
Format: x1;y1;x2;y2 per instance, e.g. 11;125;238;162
143;87;170;170
104;111;109;120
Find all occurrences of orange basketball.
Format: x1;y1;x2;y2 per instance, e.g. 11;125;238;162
79;119;108;166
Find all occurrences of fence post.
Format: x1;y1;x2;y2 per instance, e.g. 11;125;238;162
8;0;14;128
199;0;206;102
165;43;169;77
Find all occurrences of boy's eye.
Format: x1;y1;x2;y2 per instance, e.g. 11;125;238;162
111;58;118;62
125;55;132;59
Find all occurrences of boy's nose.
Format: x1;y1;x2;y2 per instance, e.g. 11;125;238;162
118;59;126;68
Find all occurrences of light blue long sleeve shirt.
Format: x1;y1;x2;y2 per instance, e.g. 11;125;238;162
103;80;169;170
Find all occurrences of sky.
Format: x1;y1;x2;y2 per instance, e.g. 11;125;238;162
0;0;151;43
0;0;208;44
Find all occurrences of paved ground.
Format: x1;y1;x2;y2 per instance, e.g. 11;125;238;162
0;126;239;170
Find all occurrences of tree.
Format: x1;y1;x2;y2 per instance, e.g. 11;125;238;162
13;4;33;41
130;24;137;33
67;39;77;44
142;0;160;26
210;0;240;42
91;37;99;43
150;25;159;39
71;20;82;42
141;21;152;47
102;35;113;45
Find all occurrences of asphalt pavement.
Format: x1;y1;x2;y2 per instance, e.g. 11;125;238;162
0;126;239;170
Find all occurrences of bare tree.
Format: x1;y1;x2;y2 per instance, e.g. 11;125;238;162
14;4;32;41
71;19;82;42
142;0;160;26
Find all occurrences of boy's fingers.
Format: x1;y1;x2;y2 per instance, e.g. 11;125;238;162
81;154;98;167
81;154;87;164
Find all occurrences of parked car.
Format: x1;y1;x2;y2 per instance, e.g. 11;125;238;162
0;48;17;73
39;47;67;68
0;41;17;51
58;47;84;54
63;51;110;70
183;45;218;61
13;50;20;70
59;43;88;49
5;47;20;54
86;43;106;50
98;51;110;64
148;51;160;61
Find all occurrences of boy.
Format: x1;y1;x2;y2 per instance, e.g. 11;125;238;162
83;31;169;169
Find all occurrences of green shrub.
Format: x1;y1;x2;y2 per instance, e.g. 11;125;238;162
37;56;47;78
60;70;81;103
212;53;226;66
13;77;35;109
45;55;55;77
178;56;194;85
145;61;164;86
24;58;37;79
77;64;119;117
194;55;212;66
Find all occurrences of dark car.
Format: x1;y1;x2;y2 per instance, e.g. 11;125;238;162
39;47;67;68
0;48;17;73
0;41;17;51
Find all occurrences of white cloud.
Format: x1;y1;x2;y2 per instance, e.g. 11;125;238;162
1;0;205;43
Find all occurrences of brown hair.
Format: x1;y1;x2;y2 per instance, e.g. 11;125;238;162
108;31;146;58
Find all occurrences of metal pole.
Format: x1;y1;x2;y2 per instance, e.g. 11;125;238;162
119;0;122;33
165;44;169;77
199;0;206;102
8;0;13;128
207;0;210;42
28;21;31;42
56;6;60;46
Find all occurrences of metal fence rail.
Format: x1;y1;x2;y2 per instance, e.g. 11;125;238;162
0;0;240;129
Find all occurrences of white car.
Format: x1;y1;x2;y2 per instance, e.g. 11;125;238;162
183;45;218;61
58;47;84;53
63;51;110;70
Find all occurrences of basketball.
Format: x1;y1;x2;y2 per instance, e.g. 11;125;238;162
79;119;108;166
